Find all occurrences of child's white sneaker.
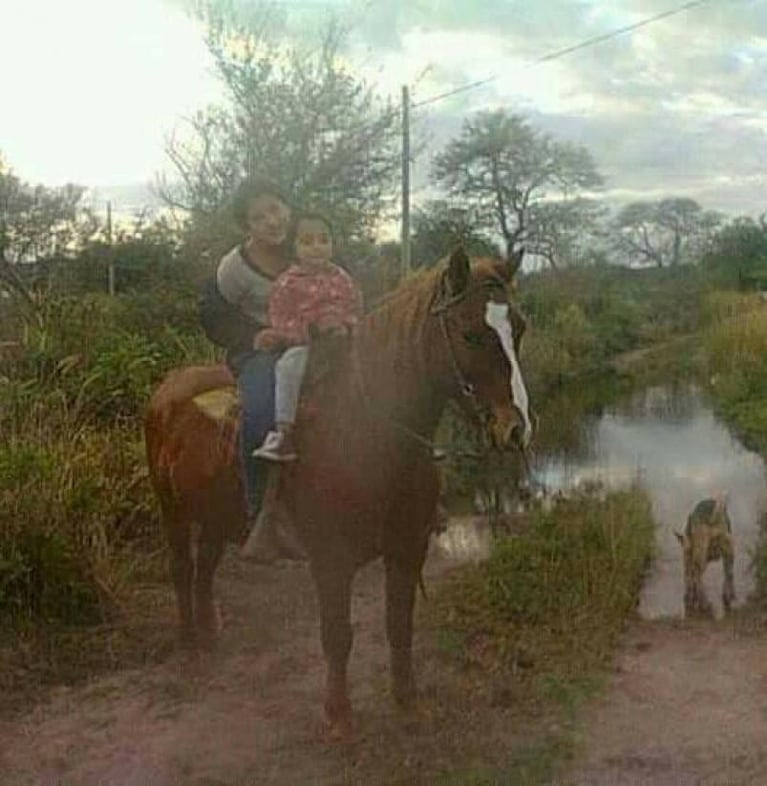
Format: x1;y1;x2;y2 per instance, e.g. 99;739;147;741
252;430;298;462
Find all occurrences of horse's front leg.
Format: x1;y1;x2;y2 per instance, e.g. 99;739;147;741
384;555;424;708
384;468;438;708
312;561;355;739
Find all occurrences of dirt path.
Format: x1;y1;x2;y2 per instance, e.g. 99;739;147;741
1;519;766;785
0;519;531;786
0;554;391;786
563;617;767;786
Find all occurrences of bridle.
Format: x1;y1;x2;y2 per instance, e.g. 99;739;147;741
357;272;532;466
429;277;493;431
433;280;534;486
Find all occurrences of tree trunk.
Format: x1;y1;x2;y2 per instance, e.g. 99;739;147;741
671;230;681;266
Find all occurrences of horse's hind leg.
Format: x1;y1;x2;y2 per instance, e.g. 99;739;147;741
163;506;194;646
194;519;226;649
312;560;354;738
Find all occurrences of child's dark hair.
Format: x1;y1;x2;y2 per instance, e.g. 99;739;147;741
289;212;335;250
231;178;289;230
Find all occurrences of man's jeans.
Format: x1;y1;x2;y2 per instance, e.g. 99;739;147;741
231;350;277;517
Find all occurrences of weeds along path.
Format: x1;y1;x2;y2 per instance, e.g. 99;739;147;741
0;517;558;786
563;616;767;785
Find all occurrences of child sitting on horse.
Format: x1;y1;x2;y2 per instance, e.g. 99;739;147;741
251;213;363;461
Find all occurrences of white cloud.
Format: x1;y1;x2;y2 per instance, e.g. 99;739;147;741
3;0;767;220
0;0;220;186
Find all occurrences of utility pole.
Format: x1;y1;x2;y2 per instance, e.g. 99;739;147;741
106;200;115;296
400;84;411;279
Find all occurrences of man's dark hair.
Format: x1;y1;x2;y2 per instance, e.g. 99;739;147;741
231;178;289;230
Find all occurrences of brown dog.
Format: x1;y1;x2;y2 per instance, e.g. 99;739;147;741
675;496;735;616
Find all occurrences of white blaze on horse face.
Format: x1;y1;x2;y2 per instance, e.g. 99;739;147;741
484;302;532;446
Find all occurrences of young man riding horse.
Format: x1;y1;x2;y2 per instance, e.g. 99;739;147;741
198;179;305;562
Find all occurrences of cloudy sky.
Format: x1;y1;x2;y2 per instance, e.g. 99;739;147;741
1;0;766;217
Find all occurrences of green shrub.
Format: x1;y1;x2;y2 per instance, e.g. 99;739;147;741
0;411;161;628
483;489;652;630
0;528;101;625
702;292;767;448
429;487;655;672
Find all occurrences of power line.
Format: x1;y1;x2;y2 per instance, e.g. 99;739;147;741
412;0;715;109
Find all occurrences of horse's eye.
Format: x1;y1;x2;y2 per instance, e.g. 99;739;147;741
462;330;485;347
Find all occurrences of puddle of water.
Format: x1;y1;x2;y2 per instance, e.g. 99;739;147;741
536;385;767;619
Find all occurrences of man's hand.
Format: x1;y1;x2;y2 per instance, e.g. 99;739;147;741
253;330;286;351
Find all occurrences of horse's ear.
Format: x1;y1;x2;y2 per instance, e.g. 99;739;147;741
501;246;524;281
446;246;470;295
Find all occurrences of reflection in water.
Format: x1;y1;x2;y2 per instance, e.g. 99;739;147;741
536;385;767;619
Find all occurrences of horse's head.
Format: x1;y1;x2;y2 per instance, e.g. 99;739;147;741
431;246;532;452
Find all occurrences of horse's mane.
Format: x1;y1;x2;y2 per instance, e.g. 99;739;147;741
358;256;511;366
361;266;443;363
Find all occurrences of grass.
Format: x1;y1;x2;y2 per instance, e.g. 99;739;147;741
517;264;705;398
700;290;767;596
701;292;767;449
0;290;217;710
425;486;655;784
435;734;575;786
0;391;175;712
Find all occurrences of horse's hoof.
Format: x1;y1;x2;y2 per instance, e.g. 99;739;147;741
323;694;353;743
323;715;354;744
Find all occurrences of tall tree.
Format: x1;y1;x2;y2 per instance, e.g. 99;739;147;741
161;6;400;251
701;214;767;287
529;197;609;269
431;110;603;267
612;197;723;267
410;200;499;269
0;157;95;311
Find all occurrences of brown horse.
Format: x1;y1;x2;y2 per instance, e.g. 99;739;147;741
145;247;531;736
